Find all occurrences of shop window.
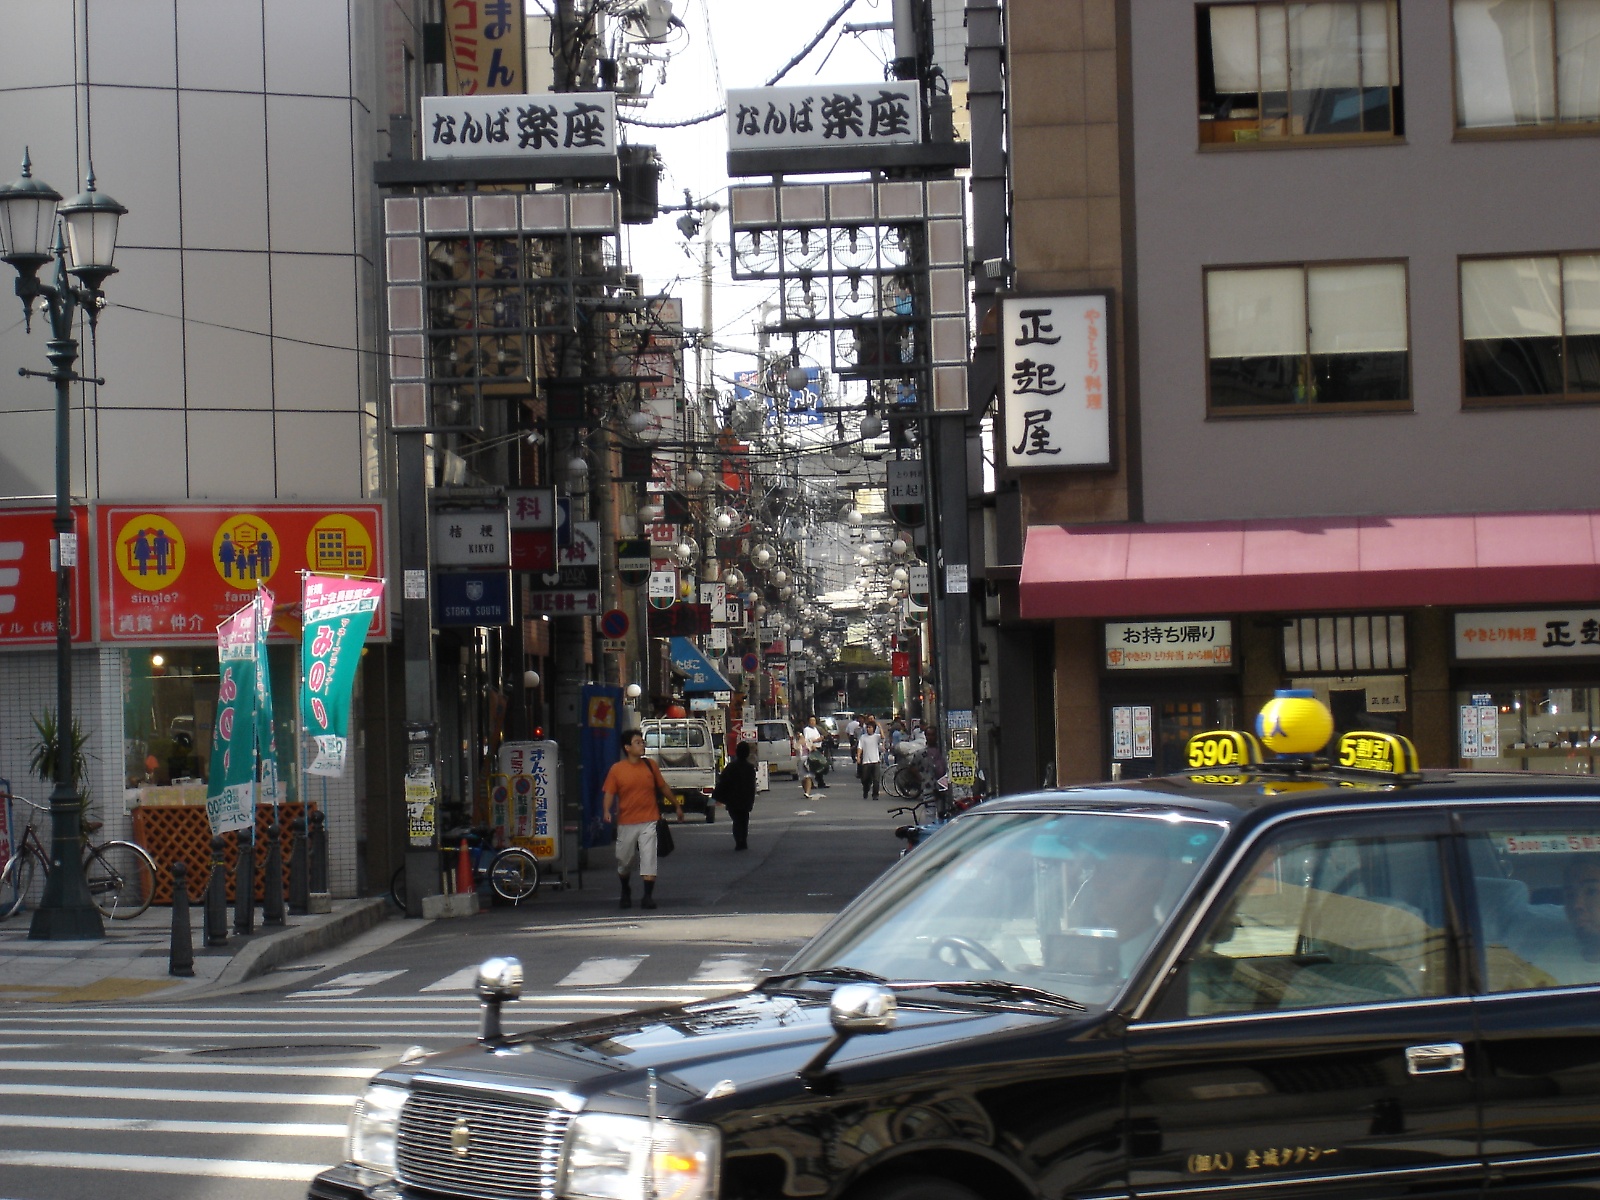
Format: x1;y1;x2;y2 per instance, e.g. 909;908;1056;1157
1453;0;1600;132
1283;614;1407;672
1196;2;1403;145
1206;262;1411;412
1461;253;1600;402
1457;686;1600;774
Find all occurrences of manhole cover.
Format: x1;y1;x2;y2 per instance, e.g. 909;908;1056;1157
190;1044;381;1058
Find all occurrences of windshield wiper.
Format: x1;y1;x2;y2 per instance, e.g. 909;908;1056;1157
757;966;888;990
905;978;1086;1011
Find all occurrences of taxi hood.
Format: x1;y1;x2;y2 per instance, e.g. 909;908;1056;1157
393;987;1081;1112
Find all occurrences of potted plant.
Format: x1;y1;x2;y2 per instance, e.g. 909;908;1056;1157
28;708;93;819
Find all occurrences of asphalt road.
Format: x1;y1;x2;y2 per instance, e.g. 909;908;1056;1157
0;771;904;1200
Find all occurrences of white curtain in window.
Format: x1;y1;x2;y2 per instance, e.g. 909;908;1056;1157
1212;6;1262;93
1563;254;1600;334
1461;257;1562;340
1359;1;1399;87
1289;3;1363;90
1208;268;1307;358
1557;0;1600;119
1454;0;1556;127
1308;263;1408;354
1260;5;1290;91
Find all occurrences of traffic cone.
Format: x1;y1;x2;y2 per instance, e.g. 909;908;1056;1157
456;838;473;895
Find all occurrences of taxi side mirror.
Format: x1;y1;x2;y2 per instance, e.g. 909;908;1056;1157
476;956;524;1044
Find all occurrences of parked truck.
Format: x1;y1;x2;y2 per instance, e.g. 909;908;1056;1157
639;717;719;821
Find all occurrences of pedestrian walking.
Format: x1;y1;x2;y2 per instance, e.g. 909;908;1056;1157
714;740;758;850
601;727;675;910
856;714;884;802
845;714;862;759
799;715;825;797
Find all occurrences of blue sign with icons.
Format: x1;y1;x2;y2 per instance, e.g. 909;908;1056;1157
434;572;512;627
733;366;825;426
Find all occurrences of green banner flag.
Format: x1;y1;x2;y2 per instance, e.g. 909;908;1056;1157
255;586;279;806
207;603;259;834
301;573;385;778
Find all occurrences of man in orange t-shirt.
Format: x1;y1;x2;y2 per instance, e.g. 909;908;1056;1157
602;728;673;909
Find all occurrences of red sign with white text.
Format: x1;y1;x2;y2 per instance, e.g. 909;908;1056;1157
98;503;387;643
0;507;92;648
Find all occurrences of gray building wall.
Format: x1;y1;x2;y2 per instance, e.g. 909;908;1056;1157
1130;2;1600;523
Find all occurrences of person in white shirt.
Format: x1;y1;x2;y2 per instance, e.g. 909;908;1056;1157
800;716;825;797
856;715;884;802
845;716;861;759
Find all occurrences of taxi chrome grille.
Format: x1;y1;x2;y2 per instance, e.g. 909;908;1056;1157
395;1087;572;1200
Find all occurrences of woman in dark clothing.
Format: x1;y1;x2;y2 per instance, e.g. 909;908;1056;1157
715;740;759;850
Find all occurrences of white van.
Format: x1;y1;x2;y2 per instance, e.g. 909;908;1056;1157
640;718;718;821
752;718;799;777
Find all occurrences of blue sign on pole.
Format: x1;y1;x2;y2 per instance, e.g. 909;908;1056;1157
434;572;512;626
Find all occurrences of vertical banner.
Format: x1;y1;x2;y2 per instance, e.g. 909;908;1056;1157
444;0;526;95
580;685;623;849
254;586;279;806
207;605;260;833
301;574;386;778
498;741;561;862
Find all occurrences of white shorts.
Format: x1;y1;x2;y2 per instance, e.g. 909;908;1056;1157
615;820;658;877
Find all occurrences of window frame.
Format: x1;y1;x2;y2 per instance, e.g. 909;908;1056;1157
1458;250;1600;407
1203;257;1414;417
1451;0;1600;140
1196;0;1407;151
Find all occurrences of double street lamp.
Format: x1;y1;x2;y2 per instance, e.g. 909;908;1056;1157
0;150;125;940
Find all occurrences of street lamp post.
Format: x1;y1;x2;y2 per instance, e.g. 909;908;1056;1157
0;150;126;940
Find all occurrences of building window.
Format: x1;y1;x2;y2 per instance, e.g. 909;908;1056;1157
1453;0;1600;131
1197;2;1403;144
1205;262;1410;412
1461;254;1600;401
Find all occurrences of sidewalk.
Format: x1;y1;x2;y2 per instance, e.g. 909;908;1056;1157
0;897;392;1005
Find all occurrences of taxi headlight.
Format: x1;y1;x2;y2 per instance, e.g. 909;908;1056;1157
562;1112;720;1200
345;1083;408;1175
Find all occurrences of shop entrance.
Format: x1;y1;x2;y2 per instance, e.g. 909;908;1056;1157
1106;692;1240;780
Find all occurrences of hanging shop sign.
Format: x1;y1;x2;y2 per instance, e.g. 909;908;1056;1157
1104;620;1234;670
435;571;513;626
617;538;651;585
726;83;921;151
421;91;617;160
499;740;560;861
301;573;386;778
887;460;925;527
1001;292;1113;470
433;507;509;567
206;596;265;835
443;0;525;97
0;506;92;648
98;502;386;644
1454;609;1600;660
647;603;711;638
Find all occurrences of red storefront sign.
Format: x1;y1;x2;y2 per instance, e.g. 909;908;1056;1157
891;651;911;677
0;506;92;647
98;503;388;643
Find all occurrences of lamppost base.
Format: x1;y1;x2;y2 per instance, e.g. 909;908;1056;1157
28;902;105;940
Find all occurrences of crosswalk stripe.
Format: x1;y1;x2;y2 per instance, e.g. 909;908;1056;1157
322;971;406;988
0;1150;326;1181
0;1084;358;1105
689;954;760;983
556;956;647;986
0;1115;344;1137
0;1062;378;1078
421;965;479;992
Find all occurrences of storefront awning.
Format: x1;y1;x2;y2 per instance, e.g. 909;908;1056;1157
669;636;734;694
1019;511;1600;619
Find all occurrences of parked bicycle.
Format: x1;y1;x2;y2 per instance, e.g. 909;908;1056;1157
388;826;540;909
0;795;158;920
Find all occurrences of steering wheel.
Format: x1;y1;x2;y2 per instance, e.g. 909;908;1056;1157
930;935;1006;973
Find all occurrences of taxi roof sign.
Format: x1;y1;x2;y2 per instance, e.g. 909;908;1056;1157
1186;729;1263;770
1335;730;1420;776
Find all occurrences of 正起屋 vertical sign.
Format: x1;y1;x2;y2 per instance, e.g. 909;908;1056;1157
1001;294;1113;469
301;574;386;778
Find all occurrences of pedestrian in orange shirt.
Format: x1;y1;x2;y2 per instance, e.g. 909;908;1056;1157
602;728;674;909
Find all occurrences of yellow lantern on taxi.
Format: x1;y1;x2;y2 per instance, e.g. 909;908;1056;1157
1256;689;1334;755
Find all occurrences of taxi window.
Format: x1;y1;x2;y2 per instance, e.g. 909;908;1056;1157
1463;821;1600;992
1168;828;1449;1018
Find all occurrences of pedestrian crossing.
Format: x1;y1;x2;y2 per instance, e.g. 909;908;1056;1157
284;952;764;998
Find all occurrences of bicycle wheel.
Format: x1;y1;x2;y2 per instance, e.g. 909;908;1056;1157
0;846;48;920
894;768;923;800
489;848;539;904
85;841;157;919
389;864;406;910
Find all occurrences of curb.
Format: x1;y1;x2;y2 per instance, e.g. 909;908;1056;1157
213;896;394;988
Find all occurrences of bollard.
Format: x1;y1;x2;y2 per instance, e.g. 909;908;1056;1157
233;827;256;935
288;814;309;915
262;821;285;926
456;837;473;895
168;860;195;977
309;809;328;894
204;835;229;947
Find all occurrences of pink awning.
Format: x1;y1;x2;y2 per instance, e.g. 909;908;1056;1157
1019;512;1600;619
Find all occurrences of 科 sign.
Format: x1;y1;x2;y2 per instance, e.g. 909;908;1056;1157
1001;293;1113;469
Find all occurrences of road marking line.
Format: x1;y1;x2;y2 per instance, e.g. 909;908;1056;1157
0;1115;344;1137
0;1150;327;1181
0;1062;378;1077
690;955;760;983
0;1083;357;1104
322;971;406;988
421;966;479;992
557;956;648;987
286;987;362;998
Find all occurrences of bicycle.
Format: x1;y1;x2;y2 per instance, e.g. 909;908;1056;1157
388;828;540;909
0;795;158;920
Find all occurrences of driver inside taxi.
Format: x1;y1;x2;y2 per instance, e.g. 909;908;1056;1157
1534;858;1600;985
1077;824;1175;970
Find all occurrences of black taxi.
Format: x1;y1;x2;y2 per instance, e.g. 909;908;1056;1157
310;693;1600;1200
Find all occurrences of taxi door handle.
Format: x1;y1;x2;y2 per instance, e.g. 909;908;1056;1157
1405;1042;1465;1075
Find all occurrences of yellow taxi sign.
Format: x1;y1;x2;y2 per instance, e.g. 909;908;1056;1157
1336;730;1420;775
1186;729;1263;770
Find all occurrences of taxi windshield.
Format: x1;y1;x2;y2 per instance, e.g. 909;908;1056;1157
786;810;1227;1008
